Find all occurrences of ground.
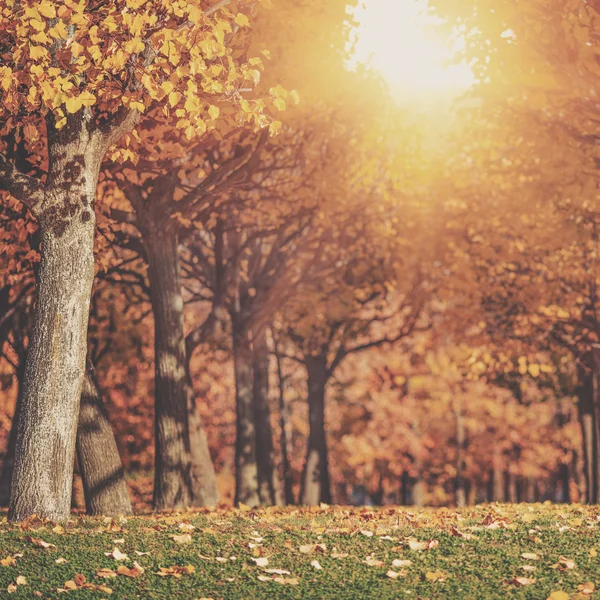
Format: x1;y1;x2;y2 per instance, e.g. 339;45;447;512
0;504;598;599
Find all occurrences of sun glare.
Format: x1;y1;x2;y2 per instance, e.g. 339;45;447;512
350;0;474;104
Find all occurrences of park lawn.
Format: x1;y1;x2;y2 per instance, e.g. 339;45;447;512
0;504;599;599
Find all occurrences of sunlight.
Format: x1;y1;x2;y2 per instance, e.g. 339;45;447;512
350;0;474;104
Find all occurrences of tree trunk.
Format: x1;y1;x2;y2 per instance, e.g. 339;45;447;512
146;231;216;509
301;354;331;505
581;355;599;503
0;383;21;507
252;327;280;505
187;390;219;507
10;203;96;521
400;470;410;505
76;360;132;516
412;476;425;507
233;320;260;507
275;340;294;505
492;453;504;502
454;406;466;508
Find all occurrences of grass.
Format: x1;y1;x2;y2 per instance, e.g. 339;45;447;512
0;503;599;599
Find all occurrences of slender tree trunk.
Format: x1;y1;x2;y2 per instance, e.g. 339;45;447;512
492;452;504;502
232;319;260;507
76;359;132;516
0;375;22;506
146;231;214;509
10;195;96;521
187;391;220;507
525;476;536;503
559;463;570;503
412;475;425;507
400;470;410;505
579;375;596;503
275;340;294;505
252;327;281;505
301;354;331;505
454;406;466;508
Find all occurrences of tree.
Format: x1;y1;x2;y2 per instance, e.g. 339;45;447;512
0;0;274;521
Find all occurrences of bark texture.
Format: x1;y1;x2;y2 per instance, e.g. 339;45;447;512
301;354;332;505
233;322;260;507
252;328;281;505
146;232;196;510
76;360;133;516
275;344;295;505
10;187;96;521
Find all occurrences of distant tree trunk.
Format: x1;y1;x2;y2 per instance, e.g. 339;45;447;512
412;474;425;507
492;452;504;502
504;470;517;503
301;353;331;505
454;406;466;508
274;340;294;505
252;327;281;505
76;360;133;516
0;376;22;506
525;476;536;503
580;355;599;503
10;179;96;521
232;320;260;507
146;231;215;509
559;463;570;503
400;470;410;505
187;391;220;507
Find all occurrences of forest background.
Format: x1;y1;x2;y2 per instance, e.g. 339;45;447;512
0;0;596;518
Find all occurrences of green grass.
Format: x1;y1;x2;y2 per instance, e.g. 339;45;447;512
0;504;598;599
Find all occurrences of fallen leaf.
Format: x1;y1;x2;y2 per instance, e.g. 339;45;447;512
547;592;570;600
521;553;539;561
7;583;16;594
105;547;128;561
1;556;16;567
361;530;374;537
425;571;447;582
407;539;427;551
579;582;595;595
178;523;196;532
386;570;402;579
55;557;68;564
392;559;413;568
364;558;385;567
509;577;535;586
311;560;323;570
265;569;291;575
450;527;472;539
96;568;117;578
274;577;299;585
117;564;143;578
16;576;27;585
299;543;326;554
521;565;536;572
170;533;192;544
331;552;349;559
26;536;56;549
251;557;269;567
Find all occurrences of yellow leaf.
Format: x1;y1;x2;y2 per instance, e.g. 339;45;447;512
65;96;83;114
547;593;569;600
273;97;286;111
49;20;68;40
269;120;282;137
528;364;540;378
38;1;56;18
79;91;96;107
208;105;220;120
234;12;250;27
168;91;181;107
130;101;145;112
30;45;47;60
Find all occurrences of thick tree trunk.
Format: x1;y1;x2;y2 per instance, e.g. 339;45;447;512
146;231;217;509
10;204;96;521
252;327;281;505
275;342;294;505
301;354;331;505
76;360;132;516
233;320;260;506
